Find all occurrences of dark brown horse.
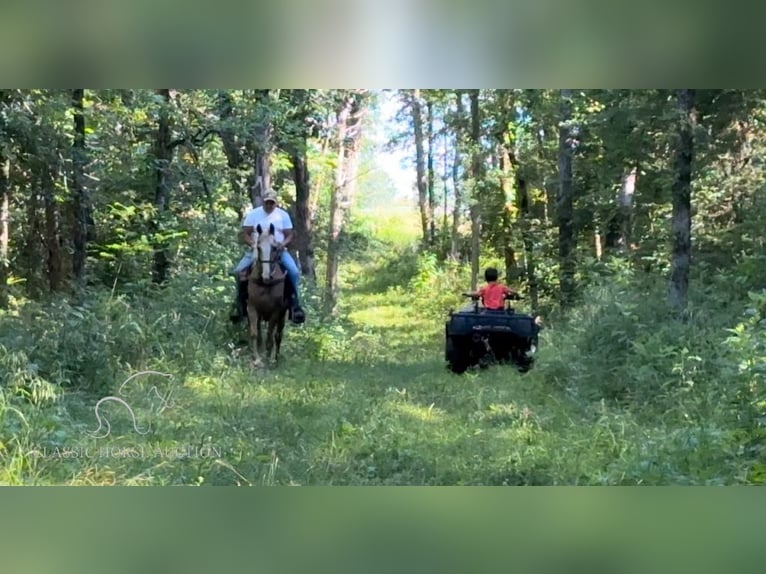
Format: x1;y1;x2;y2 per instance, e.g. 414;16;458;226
246;223;290;367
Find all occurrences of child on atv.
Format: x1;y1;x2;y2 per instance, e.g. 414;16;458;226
463;267;518;310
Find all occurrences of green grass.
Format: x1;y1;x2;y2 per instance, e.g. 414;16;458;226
1;212;764;485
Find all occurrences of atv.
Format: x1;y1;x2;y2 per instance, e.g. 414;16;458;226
444;293;541;374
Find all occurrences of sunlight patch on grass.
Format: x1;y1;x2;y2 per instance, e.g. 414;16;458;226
184;376;224;396
347;305;431;330
341;289;410;313
391;401;445;423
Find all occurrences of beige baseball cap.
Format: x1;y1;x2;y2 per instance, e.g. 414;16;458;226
263;190;278;203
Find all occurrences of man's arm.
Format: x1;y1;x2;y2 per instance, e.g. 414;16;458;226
240;226;254;247
240;208;258;247
277;209;295;249
280;229;294;249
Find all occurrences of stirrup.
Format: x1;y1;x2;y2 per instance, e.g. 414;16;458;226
291;306;305;324
230;303;245;324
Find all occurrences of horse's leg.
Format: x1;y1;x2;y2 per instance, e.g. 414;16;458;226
274;309;287;363
265;319;278;365
256;315;263;352
247;303;263;368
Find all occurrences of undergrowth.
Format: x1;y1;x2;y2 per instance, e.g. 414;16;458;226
2;218;766;485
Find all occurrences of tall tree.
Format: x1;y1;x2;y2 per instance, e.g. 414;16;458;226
285;89;316;281
489;89;519;282
426;97;436;246
408;90;429;245
251;89;272;207
43;163;64;292
0;135;8;308
216;91;248;216
291;147;314;279
468;89;482;290
325;91;366;314
669;89;696;310
557;89;576;308
517;172;538;309
498;147;517;281
605;167;637;252
441;130;450;254
0;90;10;308
151;89;172;285
450;91;466;261
71;88;93;282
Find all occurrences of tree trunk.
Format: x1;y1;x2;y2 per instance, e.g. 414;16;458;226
71;88;93;282
450;148;461;261
291;145;316;281
518;173;538;310
0;90;9;307
498;148;517;281
120;90;133;108
442;131;450;255
216;91;248;216
43;166;64;292
410;90;428;245
595;227;602;261
620;166;637;250
251;89;272;208
450;93;466;261
669;89;696;310
731;119;752;224
0;155;8;308
21;179;42;297
152;88;172;285
218;93;243;215
557;89;576;308
185;140;216;221
606;166;637;251
309;132;333;219
469;89;482;291
325;92;365;314
426;98;436;246
252;147;270;207
535;124;554;227
501;115;536;307
503;230;517;283
344;99;364;205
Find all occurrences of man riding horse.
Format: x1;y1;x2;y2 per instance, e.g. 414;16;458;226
230;190;306;325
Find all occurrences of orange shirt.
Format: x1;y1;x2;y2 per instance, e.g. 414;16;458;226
478;283;512;309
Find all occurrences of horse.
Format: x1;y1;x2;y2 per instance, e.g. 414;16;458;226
245;223;291;367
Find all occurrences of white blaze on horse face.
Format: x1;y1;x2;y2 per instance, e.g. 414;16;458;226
250;231;260;280
259;230;272;281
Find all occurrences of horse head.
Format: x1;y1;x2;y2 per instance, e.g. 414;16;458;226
252;223;280;283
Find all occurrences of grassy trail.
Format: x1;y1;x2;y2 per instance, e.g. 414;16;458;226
0;207;588;485
5;255;611;486
3;207;746;485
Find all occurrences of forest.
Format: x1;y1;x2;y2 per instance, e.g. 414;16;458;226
1;88;765;485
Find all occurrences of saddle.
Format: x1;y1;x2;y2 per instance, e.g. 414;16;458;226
250;261;286;285
243;261;294;307
232;260;302;324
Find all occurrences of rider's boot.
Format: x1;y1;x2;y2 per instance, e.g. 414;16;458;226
229;279;248;323
290;281;305;325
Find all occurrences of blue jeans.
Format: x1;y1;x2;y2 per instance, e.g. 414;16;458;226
232;251;301;296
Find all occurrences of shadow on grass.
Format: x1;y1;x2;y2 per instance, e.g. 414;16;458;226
167;348;569;485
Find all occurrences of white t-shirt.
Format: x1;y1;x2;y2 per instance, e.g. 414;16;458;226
242;206;293;244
